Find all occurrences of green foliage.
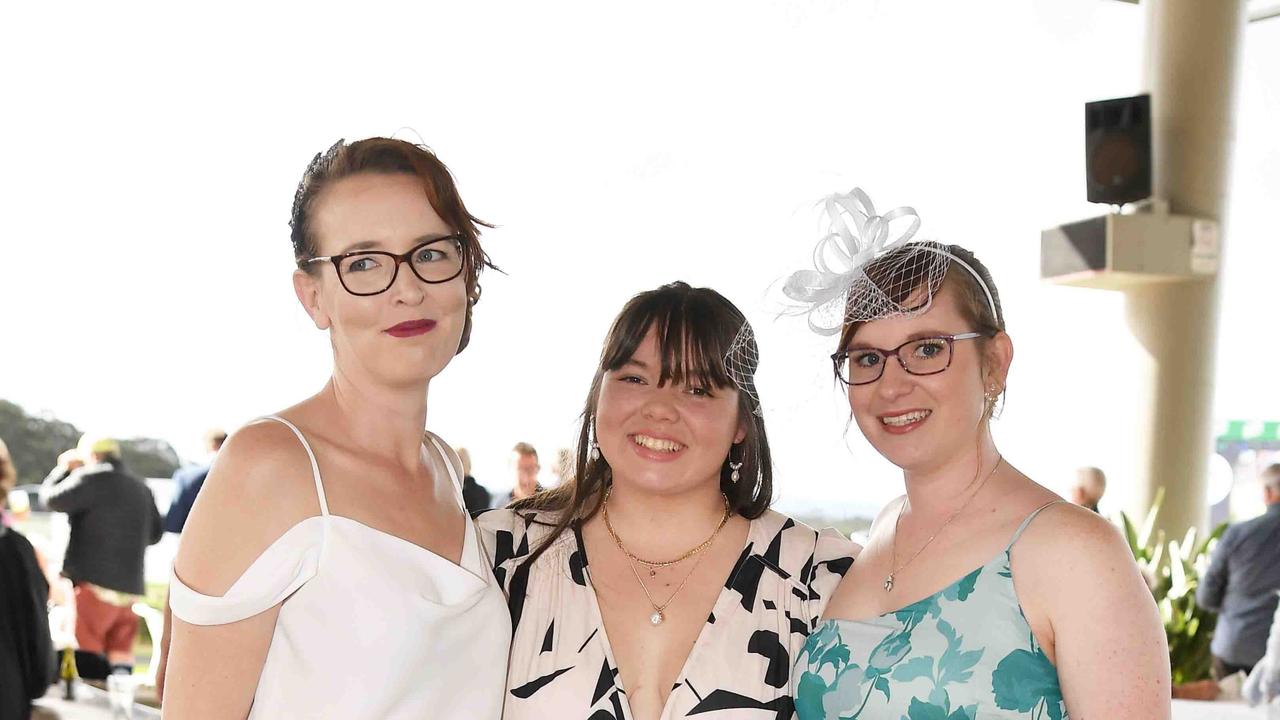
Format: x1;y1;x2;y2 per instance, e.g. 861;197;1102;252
1117;487;1228;685
0;399;82;483
119;437;181;479
0;398;181;481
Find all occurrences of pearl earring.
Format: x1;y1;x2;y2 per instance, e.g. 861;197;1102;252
729;461;744;485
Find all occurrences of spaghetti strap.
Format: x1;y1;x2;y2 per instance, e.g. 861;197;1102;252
1006;500;1066;550
424;431;466;513
260;415;329;516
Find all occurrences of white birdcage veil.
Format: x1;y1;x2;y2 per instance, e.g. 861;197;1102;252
782;188;997;333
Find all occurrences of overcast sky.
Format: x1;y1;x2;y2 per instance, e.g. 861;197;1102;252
2;1;1277;518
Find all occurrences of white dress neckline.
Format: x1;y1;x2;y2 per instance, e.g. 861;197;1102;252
169;415;510;719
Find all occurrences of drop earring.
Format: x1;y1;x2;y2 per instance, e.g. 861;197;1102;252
728;444;744;485
984;385;1003;419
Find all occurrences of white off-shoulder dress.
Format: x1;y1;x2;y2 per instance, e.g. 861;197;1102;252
169;416;510;719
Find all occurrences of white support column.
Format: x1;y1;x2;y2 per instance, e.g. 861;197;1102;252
1125;0;1246;536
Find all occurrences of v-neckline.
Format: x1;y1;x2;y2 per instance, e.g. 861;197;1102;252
572;515;761;720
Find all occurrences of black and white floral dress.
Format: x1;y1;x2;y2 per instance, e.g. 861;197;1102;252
477;508;856;720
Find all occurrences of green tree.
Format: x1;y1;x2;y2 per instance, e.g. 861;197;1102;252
0;398;181;482
0;399;81;483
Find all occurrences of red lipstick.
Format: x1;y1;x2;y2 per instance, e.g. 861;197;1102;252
385;319;437;338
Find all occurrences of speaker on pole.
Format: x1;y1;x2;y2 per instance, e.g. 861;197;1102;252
1085;93;1152;205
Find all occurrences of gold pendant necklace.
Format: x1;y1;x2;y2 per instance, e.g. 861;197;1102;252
885;456;1003;593
624;548;709;626
603;488;731;624
603;489;730;575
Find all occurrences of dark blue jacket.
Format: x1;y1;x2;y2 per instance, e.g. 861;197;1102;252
1198;503;1280;666
164;462;212;534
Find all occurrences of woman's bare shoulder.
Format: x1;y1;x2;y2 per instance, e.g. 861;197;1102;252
1009;491;1140;597
173;416;326;595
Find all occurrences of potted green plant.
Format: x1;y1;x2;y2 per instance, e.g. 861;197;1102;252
1117;488;1227;688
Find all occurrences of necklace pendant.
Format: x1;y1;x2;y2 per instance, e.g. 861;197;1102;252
649;610;665;626
884;574;894;593
649;568;657;577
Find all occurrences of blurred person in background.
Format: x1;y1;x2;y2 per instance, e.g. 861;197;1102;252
163;428;227;534
457;447;492;513
503;441;542;505
0;439;16;528
1243;596;1280;707
1198;463;1280;680
0;438;72;634
1071;465;1107;513
38;434;161;680
1;437;56;720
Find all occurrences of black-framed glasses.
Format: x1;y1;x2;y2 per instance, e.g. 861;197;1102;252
299;235;466;296
831;332;984;386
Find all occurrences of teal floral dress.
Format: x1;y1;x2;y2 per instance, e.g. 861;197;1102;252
793;502;1069;720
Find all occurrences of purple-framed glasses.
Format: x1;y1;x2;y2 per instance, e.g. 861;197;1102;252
831;332;984;386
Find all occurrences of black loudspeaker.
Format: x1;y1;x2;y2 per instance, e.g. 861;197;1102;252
1085;93;1152;205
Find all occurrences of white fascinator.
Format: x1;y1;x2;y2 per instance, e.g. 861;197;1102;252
782;188;997;335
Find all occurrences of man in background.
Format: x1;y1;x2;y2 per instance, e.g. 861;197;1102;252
1071;466;1107;513
39;434;163;679
163;429;226;534
503;442;542;506
457;448;491;513
1198;463;1280;680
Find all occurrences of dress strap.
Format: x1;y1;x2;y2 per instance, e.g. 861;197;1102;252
260;415;329;517
424;431;466;513
1006;500;1066;550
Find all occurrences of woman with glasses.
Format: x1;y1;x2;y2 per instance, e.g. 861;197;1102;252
162;138;510;718
478;282;857;719
786;190;1170;719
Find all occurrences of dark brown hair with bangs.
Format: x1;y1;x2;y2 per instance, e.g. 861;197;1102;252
289;137;497;353
512;281;773;566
